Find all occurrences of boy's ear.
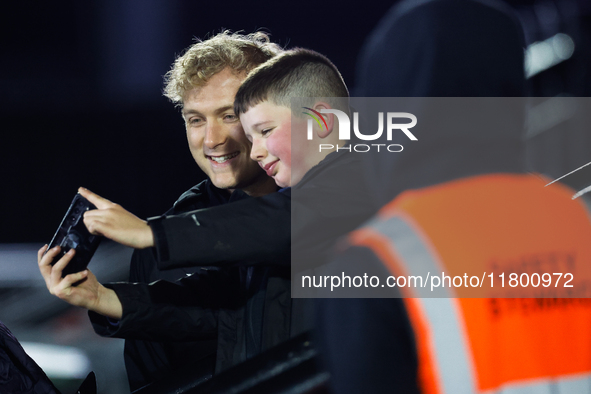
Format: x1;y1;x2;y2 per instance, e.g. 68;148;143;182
312;102;335;139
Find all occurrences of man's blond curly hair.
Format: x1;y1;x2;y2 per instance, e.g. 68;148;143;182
163;31;282;106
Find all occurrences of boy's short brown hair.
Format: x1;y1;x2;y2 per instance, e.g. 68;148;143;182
234;48;349;116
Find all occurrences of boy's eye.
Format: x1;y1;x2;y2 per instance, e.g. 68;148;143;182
261;128;273;136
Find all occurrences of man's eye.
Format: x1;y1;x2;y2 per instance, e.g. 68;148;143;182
224;114;238;122
188;118;203;126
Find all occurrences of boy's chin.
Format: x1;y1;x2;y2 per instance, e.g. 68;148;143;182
273;175;291;188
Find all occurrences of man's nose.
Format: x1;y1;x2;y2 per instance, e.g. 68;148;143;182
204;122;226;149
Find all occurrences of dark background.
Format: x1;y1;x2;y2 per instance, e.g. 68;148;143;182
1;0;590;243
1;0;397;243
1;2;590;393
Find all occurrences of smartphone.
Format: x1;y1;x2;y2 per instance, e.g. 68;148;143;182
46;193;101;277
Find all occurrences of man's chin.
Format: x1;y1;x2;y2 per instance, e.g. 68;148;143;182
209;175;239;191
208;166;268;191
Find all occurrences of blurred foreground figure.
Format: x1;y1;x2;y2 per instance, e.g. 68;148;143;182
317;0;591;393
0;320;96;393
0;321;60;393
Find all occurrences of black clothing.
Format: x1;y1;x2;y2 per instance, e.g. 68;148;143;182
144;147;377;339
148;150;376;273
134;150;377;353
0;321;60;394
90;264;291;371
130;179;253;283
314;250;419;394
316;1;528;393
92;149;376;389
122;180;235;391
91;180;290;391
148;188;291;269
353;0;527;210
354;0;525;98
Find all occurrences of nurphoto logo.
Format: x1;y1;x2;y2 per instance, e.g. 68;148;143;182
303;108;418;152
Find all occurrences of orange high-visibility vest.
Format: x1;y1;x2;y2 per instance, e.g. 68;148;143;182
348;174;591;393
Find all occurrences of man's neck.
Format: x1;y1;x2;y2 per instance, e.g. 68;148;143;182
239;175;279;197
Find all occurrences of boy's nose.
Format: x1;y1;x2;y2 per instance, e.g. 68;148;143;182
250;139;266;161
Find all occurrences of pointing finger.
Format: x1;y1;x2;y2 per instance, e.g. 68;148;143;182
78;187;113;209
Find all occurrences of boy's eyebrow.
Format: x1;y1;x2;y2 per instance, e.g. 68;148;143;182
250;120;273;129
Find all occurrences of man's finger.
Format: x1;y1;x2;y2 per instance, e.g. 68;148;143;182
78;187;113;209
53;270;88;301
38;245;58;289
37;244;49;263
39;246;60;268
62;270;89;289
82;214;106;236
50;249;75;283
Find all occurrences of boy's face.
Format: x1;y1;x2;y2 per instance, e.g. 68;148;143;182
240;102;293;188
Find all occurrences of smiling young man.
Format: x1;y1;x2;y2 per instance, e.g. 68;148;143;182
182;67;272;195
39;31;292;391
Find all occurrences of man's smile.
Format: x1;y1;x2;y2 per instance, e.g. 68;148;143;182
207;152;240;164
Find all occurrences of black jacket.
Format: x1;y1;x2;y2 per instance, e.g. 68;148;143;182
90;180;291;391
144;151;377;339
0;321;60;394
92;150;376;390
147;150;376;273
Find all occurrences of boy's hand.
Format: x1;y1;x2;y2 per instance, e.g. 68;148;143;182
79;187;155;249
37;245;123;319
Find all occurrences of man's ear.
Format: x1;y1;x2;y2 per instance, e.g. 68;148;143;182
312;102;335;139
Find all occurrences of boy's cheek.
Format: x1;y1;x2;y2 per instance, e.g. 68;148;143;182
280;145;291;166
267;136;292;165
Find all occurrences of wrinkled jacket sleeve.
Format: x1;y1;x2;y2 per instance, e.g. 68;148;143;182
0;322;61;393
148;191;291;271
90;269;240;341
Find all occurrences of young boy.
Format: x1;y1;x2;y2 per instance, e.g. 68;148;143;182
233;48;350;188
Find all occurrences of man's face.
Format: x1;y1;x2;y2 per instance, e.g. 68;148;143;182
182;68;270;194
240;102;294;188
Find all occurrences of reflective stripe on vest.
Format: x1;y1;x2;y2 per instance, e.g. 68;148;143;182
348;174;591;394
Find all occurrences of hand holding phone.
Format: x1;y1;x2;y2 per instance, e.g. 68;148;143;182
46;193;102;277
